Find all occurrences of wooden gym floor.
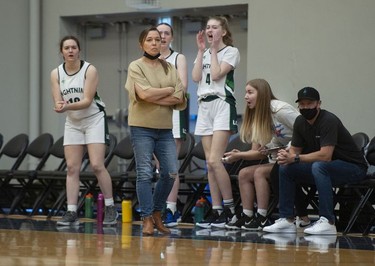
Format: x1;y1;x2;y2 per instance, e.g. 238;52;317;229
0;214;374;265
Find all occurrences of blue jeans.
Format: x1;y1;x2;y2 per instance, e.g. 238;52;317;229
279;160;367;222
130;126;177;218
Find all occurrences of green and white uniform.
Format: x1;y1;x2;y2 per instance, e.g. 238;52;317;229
194;46;240;135
58;60;109;145
165;49;187;139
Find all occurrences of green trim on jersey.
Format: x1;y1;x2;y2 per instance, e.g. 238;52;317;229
229;103;238;133
178;109;188;140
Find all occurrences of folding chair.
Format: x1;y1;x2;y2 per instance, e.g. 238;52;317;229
6;133;54;214
177;132;196;173
0;133;29;179
340;135;375;235
107;135;137;209
29;136;66;216
0;134;29;212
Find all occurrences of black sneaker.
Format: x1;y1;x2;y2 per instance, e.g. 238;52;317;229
211;207;234;229
225;212;252;230
196;210;220;229
242;212;269;231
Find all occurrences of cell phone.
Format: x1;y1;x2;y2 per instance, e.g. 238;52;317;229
264;146;287;152
221;156;231;162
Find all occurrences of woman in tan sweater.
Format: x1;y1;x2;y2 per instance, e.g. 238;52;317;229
125;26;186;235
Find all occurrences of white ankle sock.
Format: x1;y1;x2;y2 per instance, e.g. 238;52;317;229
243;209;253;217
166;201;177;213
104;198;114;206
67;205;77;212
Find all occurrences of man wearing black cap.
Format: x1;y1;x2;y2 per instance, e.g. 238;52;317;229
263;87;368;235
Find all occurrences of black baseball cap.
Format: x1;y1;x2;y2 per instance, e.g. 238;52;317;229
295;87;320;103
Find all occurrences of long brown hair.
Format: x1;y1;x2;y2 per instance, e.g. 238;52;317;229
207;16;233;46
240;79;278;145
139;26;170;75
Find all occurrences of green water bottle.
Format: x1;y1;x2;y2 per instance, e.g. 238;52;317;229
85;193;93;218
194;197;206;223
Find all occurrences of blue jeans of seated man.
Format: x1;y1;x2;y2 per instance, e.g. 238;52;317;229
130;126;178;218
279;160;367;223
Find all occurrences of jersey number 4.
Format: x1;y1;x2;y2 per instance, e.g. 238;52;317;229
205;74;211;85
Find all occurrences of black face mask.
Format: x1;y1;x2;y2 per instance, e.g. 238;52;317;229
300;107;318;120
143;52;160;60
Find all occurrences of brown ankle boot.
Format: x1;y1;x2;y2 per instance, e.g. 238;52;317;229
142;216;154;235
152;211;171;234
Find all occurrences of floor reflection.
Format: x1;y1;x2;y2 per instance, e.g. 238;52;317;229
0;215;374;265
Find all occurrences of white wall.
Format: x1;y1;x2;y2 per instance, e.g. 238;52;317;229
0;0;30;142
247;0;375;136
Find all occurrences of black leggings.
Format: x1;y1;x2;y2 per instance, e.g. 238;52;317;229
270;163;309;217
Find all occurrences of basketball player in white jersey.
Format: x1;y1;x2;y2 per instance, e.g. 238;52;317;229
192;16;240;229
51;36;118;226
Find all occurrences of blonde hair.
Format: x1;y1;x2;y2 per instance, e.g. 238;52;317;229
240;79;277;146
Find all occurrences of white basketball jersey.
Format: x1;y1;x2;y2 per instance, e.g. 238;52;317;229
196;46;240;101
58;60;105;120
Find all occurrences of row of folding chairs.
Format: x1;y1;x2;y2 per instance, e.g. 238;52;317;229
0;131;250;219
0;133;51;214
0;133;123;215
2;131;373;235
0;132;197;217
43;132;197;217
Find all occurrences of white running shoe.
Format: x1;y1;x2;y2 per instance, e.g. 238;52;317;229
304;217;337;235
262;218;296;233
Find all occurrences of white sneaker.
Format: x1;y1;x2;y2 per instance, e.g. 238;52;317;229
263;218;296;233
304;235;337;253
304;217;337;235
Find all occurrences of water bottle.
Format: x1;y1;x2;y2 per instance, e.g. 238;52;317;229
122;199;132;223
97;193;104;223
85;193;93;218
194;197;206;223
